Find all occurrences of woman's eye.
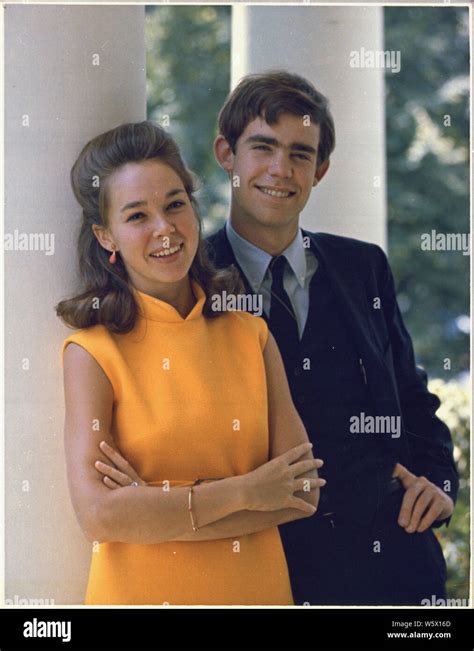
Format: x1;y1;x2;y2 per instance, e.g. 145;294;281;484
167;200;185;210
127;212;145;222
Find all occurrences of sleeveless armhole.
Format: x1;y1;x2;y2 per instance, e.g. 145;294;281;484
61;327;119;397
256;315;270;351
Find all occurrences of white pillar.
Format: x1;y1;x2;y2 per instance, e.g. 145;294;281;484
232;5;387;249
5;5;146;604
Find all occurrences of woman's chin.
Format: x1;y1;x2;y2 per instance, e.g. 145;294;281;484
152;266;193;287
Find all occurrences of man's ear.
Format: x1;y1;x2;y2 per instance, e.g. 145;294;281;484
313;158;330;186
214;134;234;173
91;224;116;253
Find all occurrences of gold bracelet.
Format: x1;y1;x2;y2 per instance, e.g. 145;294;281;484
188;479;203;532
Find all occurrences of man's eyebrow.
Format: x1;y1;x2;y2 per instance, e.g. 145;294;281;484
120;189;185;213
245;135;317;155
245;135;279;147
290;142;317;155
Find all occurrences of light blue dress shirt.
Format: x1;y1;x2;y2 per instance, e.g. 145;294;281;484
225;220;319;339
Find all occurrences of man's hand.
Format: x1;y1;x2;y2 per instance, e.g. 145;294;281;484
392;463;454;533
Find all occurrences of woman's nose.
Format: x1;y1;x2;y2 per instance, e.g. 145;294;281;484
150;214;176;237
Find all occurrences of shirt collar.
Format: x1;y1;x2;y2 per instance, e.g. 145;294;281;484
226;221;272;292
281;227;308;288
226;220;307;289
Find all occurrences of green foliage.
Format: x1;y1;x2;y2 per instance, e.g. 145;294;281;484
145;5;231;231
384;7;470;377
428;379;470;600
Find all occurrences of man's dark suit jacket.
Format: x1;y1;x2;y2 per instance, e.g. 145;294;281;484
206;227;459;523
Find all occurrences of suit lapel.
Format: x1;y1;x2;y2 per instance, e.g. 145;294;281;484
306;231;384;361
209;226;384;361
207;227;257;297
206;227;234;267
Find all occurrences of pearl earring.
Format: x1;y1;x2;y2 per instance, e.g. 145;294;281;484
109;248;117;264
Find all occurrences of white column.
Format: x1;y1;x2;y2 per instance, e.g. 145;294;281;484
5;5;146;604
232;5;387;249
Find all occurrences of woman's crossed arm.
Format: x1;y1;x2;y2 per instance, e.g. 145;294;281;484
63;333;324;545
171;332;324;541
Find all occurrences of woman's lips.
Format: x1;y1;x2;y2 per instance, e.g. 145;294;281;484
149;242;184;263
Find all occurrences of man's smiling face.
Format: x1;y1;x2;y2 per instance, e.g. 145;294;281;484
225;113;321;233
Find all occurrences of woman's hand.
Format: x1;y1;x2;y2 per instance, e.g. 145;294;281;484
95;440;147;489
244;442;325;514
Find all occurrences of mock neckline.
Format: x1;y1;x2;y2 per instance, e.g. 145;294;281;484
132;279;206;323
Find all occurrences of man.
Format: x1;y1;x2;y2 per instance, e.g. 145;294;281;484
206;71;458;606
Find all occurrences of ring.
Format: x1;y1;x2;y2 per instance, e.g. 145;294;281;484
130;481;139;487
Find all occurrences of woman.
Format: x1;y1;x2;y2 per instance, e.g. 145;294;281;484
58;121;325;605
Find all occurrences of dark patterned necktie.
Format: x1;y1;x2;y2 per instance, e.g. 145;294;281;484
268;256;299;362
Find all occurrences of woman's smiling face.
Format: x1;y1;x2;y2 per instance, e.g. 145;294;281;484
94;159;200;297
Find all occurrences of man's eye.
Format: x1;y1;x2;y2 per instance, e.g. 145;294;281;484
127;212;145;222
292;153;311;161
252;145;271;151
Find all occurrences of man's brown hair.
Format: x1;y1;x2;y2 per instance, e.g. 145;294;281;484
218;70;335;166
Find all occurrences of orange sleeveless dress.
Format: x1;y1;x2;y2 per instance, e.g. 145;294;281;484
62;280;293;605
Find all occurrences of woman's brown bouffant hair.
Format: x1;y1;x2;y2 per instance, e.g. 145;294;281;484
56;121;242;333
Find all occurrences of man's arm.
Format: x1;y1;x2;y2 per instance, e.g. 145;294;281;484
377;246;459;527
